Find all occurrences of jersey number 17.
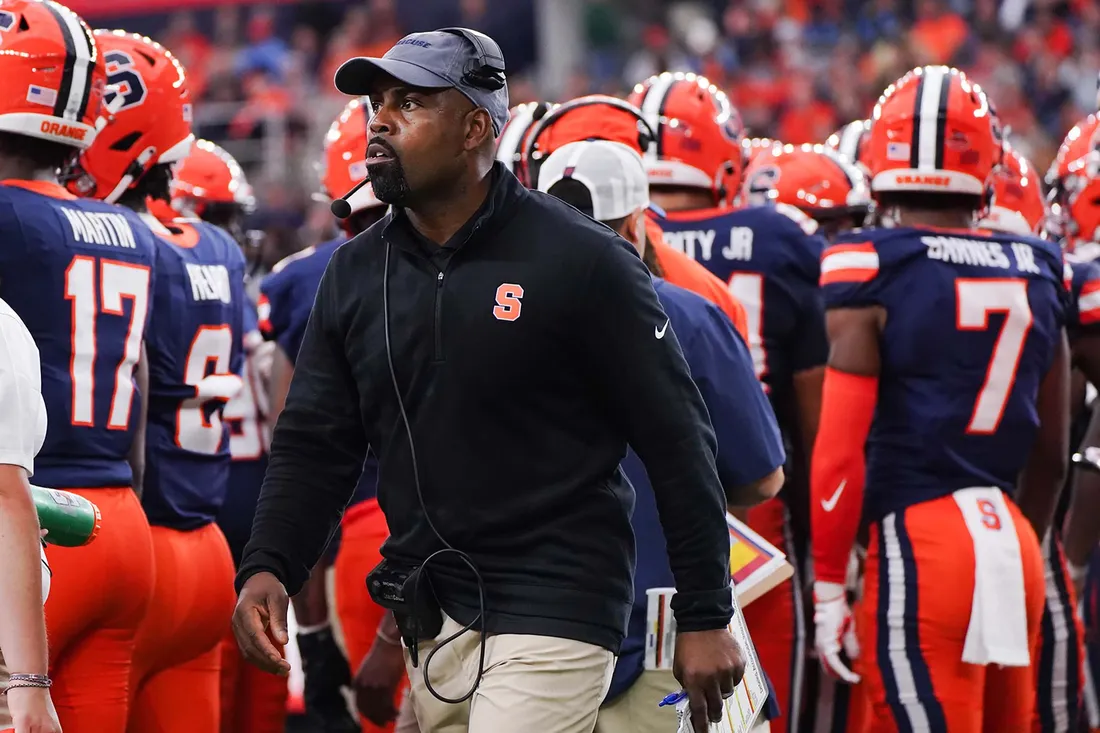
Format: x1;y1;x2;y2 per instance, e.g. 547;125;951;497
65;256;150;430
956;279;1033;435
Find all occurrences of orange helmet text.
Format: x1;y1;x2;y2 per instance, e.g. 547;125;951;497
0;0;105;149
315;97;382;217
742;143;871;222
68;30;193;202
628;72;744;206
866;66;1001;197
496;101;555;187
979;145;1046;236
171;139;255;217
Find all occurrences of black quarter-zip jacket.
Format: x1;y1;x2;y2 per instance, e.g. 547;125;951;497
238;164;733;651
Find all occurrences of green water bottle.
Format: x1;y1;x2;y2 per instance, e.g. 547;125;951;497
30;485;102;547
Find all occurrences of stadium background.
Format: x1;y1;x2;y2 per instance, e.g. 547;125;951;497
65;0;1098;728
66;0;1100;274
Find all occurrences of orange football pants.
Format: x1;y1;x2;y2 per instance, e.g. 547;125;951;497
851;494;1045;733
332;499;406;732
43;487;155;733
127;522;236;733
1033;532;1086;733
219;627;288;733
744;497;804;733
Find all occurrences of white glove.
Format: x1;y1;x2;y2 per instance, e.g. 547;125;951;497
814;580;860;684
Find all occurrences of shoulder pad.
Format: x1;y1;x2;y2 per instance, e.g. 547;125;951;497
820;241;879;286
774;202;819;236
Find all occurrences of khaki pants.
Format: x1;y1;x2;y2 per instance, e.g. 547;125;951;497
594;669;771;733
404;614;614;733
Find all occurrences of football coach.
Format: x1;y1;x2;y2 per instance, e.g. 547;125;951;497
233;28;744;733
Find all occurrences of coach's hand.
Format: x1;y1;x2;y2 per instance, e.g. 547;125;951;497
354;633;406;726
233;571;292;676
674;628;744;733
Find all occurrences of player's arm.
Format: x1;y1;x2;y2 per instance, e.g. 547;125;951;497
688;304;786;506
128;342;149;500
267;344;294;425
1063;399;1100;588
812;306;881;585
0;316;50;682
1017;329;1071;539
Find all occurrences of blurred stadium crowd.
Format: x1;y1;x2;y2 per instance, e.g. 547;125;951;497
71;0;1100;269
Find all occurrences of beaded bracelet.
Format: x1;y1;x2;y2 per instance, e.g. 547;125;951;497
2;674;51;695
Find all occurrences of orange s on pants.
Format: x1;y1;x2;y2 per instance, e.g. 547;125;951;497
44;487;155;733
852;493;1045;733
219;627;288;733
333;499;406;732
127;522;236;733
743;497;804;733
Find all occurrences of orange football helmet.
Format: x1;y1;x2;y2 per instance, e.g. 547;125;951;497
741;137;776;167
1048;114;1100;189
866;66;1002;197
628;72;744;206
0;0;106;149
742;143;871;232
171;139;255;217
67;30;193;202
826;119;871;171
496;101;554;187
979;145;1046;236
316;96;383;216
1051;150;1100;252
524;95;656;186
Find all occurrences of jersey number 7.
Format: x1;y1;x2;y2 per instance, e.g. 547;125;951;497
956;279;1033;435
65;256;150;430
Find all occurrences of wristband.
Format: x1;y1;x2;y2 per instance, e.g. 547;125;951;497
376;626;402;647
3;674;51;695
296;621;331;636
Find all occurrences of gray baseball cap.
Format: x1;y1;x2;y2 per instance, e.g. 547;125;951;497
334;28;509;136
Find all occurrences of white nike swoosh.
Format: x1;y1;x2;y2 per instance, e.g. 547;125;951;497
821;479;847;512
655;319;670;339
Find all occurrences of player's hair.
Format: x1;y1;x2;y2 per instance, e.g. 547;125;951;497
0;131;77;173
876;191;983;214
117;162;174;210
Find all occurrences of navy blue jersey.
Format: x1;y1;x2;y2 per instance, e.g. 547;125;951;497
259;238;342;365
607;277;785;704
1065;254;1100;339
822;227;1065;521
0;181;158;489
219;299;271;566
143;218;247;530
260;239;377;505
654;203;828;426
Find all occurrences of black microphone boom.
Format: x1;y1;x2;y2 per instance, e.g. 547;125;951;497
331;175;373;219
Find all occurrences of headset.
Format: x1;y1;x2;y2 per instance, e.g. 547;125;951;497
524;96;657;185
440;27;506;91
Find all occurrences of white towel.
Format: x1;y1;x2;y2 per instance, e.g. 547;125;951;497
953;487;1030;666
